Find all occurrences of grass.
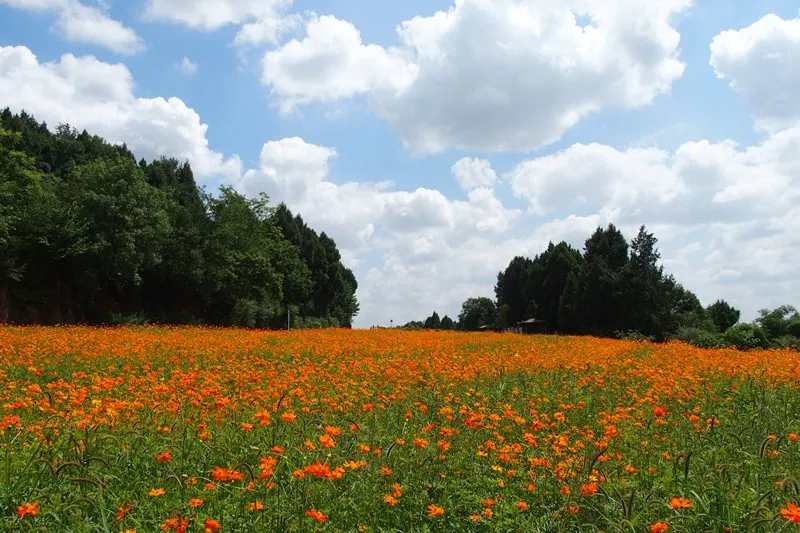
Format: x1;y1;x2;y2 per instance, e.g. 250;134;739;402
1;326;799;532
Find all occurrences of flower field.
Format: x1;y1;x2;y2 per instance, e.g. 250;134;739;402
1;326;800;532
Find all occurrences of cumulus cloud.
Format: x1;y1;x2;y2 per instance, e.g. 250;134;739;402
143;0;299;46
176;56;198;75
0;0;143;54
710;14;800;132
235;136;521;256
143;0;288;29
261;0;690;153
262;14;418;113
0;46;240;180
451;157;497;191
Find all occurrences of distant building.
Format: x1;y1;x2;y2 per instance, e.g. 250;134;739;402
516;318;547;334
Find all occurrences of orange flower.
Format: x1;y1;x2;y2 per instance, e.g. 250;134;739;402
16;502;39;518
781;502;800;523
247;501;264;511
115;503;133;521
580;482;598;496
156;450;172;463
319;434;336;448
515;501;528;511
380;466;392;475
669;497;692;509
270;445;285;454
305;509;327;523
280;412;297;423
149;488;166;497
240;422;254;431
650;523;669;533
482;498;496;507
788;433;799;442
653;406;667;417
188;498;204;508
427;504;444;517
204;518;221;532
384;494;398;506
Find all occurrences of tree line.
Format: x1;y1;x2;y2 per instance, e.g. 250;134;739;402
411;224;800;350
0;109;359;328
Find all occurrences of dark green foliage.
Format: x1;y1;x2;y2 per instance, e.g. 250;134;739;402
754;305;798;339
440;315;455;330
457;297;497;331
423;311;441;329
0;109;358;328
706;299;741;332
494;256;534;326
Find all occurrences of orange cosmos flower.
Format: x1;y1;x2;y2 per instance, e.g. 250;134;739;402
16;502;39;518
650;523;669;533
384;494;398;506
427;504;444;517
669;497;692;509
247;501;264;511
156;450;172;463
781;502;800;523
305;509;327;523
115;503;133;521
516;501;528;511
280;412;296;423
580;482;598;496
149;488;166;497
188;498;204;508
319;434;336;448
204;518;221;532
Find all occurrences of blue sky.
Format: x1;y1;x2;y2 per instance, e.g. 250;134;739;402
2;0;799;327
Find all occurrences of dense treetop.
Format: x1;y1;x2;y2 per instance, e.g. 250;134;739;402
410;223;799;350
0;108;358;328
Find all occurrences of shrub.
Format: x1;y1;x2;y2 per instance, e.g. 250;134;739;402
690;332;725;349
722;324;769;350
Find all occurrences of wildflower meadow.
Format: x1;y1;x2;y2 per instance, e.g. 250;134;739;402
1;326;799;532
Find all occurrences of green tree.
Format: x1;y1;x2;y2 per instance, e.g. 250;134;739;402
0;126;42;322
495;256;534;326
755;305;798;341
706;300;740;332
424;311;442;329
458;297;497;332
440;315;455;330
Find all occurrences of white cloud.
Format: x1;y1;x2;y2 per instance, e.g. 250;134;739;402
0;0;143;54
176;56;198;75
143;0;290;29
451;157;497;191
234;12;302;46
710;14;800;132
0;46;240;180
261;0;690;153
262;14;418;113
235;137;521;267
